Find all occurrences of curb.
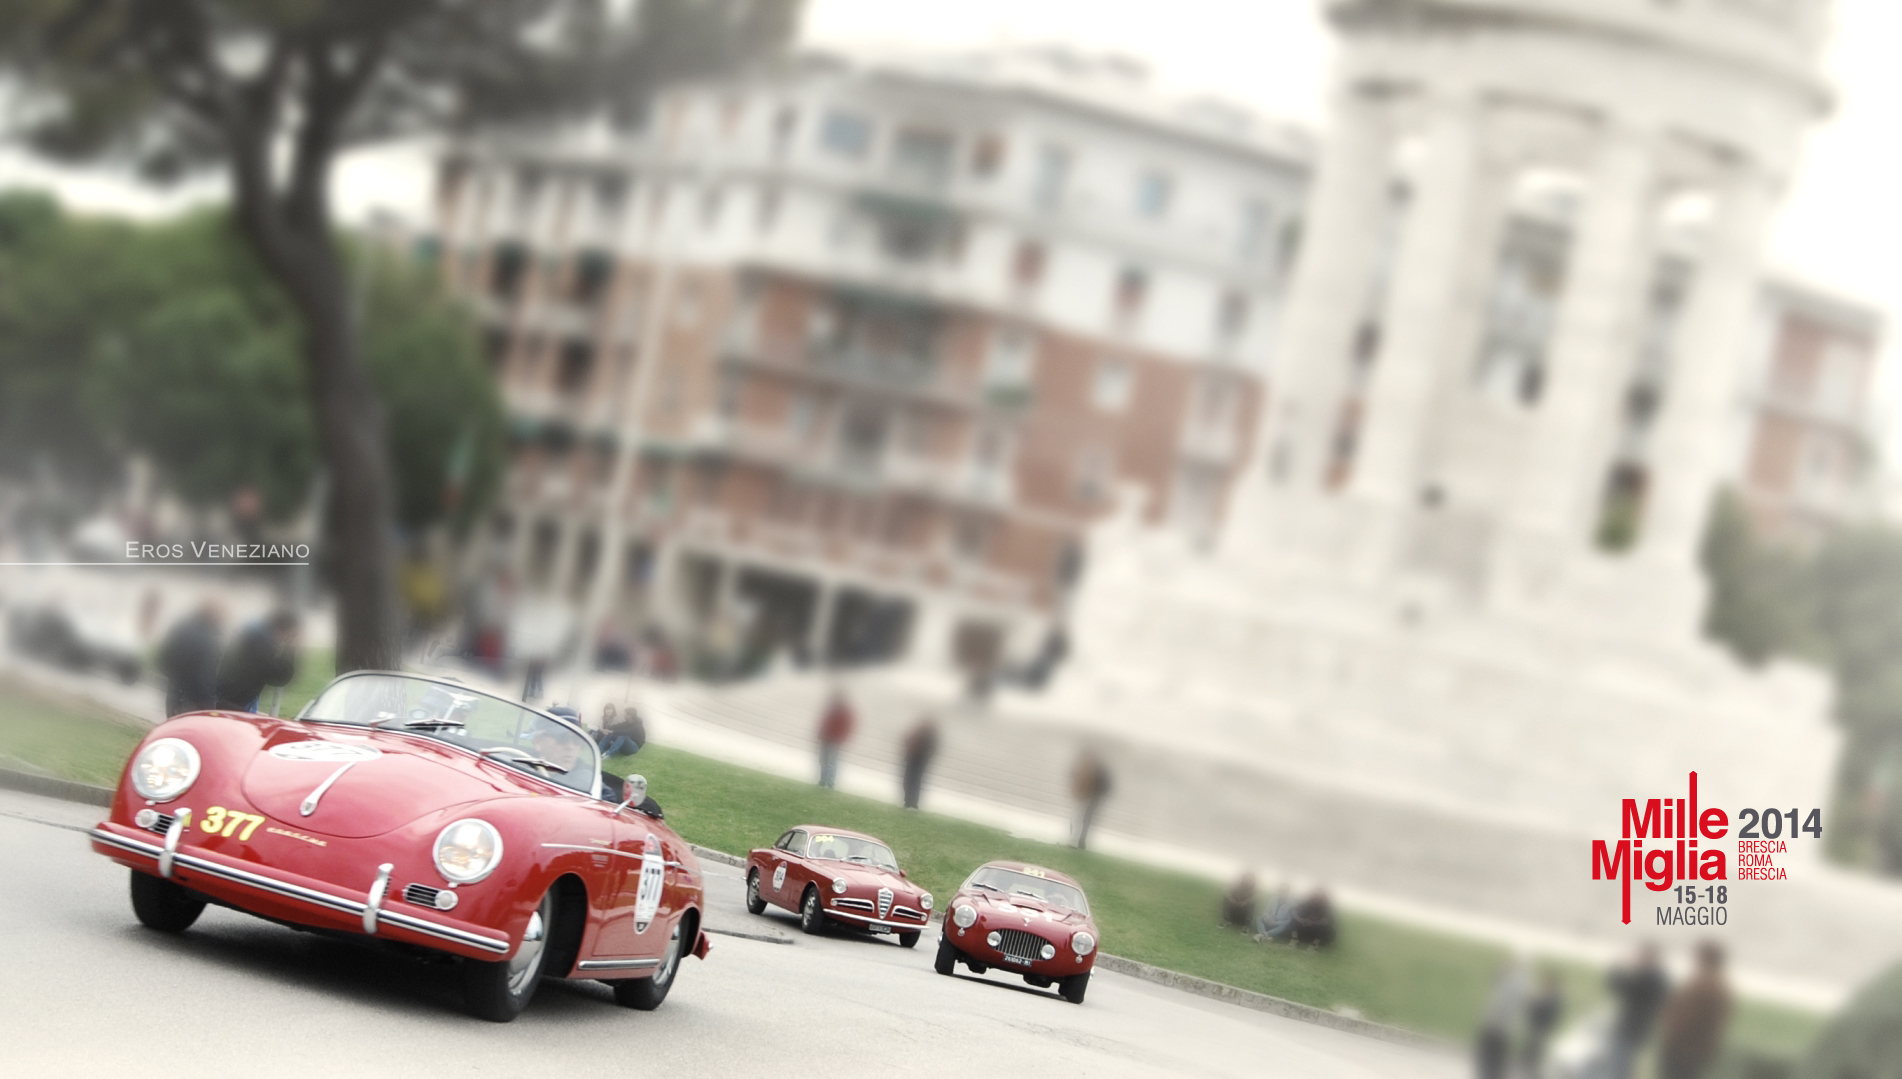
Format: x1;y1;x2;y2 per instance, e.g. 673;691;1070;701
2;769;1442;1050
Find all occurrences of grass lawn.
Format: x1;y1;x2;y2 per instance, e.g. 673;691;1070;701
0;673;1829;1054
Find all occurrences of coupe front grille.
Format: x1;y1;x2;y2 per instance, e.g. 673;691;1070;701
891;905;925;922
993;928;1049;963
832;897;875;911
403;884;443;907
877;888;893;918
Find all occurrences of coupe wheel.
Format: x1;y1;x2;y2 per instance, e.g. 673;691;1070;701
933;934;959;975
613;914;690;1011
1059;972;1090;1005
799;886;827;935
462;889;556;1022
897;930;920;949
129;870;205;933
745;869;767;915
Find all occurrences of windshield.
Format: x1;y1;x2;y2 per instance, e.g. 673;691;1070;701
807;833;898;870
302;673;598;795
964;866;1088;914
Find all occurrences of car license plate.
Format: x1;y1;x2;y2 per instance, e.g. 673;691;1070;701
868;924;891;934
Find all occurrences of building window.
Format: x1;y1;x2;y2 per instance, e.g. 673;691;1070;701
483;329;510;374
1011;240;1046;292
772;106;799;156
1237;197;1274;258
820;109;873;158
571;249;615;306
786;392;819;441
594;173;629;222
891;127;956;188
984;328;1038;390
1474;217;1569;407
556;339;594;395
1091;357;1133;412
1135;170;1173;218
1033;144;1071;210
951;513;993;562
1074;445;1113;504
512;166;543;226
1215;291;1249;344
491;242;529;300
1113;266;1148;322
971;134;1006;178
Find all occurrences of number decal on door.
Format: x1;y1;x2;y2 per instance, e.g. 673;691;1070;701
634;834;665;933
772;864;786;891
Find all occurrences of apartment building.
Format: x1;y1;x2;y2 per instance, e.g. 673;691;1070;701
434;46;1310;671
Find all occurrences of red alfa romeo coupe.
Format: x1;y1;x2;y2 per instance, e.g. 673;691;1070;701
89;670;709;1021
936;860;1098;1004
745;825;933;946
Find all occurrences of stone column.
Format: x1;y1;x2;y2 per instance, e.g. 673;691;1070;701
1638;166;1778;571
1241;81;1395;497
1507;125;1659;554
1349;90;1487;509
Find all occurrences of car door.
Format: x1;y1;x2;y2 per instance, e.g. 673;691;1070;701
770;829;807;905
591;807;671;963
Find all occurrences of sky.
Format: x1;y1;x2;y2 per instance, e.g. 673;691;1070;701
3;0;1898;428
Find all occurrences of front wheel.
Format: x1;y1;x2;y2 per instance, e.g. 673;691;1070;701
934;934;959;975
613;915;689;1011
129;870;205;933
745;869;767;915
1059;972;1090;1005
897;930;920;949
799;887;827;935
462;889;556;1022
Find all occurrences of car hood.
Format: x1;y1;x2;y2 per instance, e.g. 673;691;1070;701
240;726;526;838
968;891;1091;931
818;862;914;893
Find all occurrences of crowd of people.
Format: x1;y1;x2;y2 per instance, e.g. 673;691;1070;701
1221;872;1338;949
157;599;301;716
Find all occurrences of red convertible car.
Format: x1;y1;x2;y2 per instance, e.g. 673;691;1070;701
936;861;1098;1004
89;671;710;1022
745;825;933;947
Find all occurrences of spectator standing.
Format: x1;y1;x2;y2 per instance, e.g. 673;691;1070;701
214;611;299;713
1522;967;1564;1078
597;702;647;758
1069;749;1113;849
900;714;939;809
1606;945;1671;1079
1476;960;1529;1079
1222;872;1259;929
522;658;547;701
816;690;854;789
1658;943;1732;1079
158;600;224;716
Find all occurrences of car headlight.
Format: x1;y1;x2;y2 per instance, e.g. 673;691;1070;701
433;818;504;884
1072;931;1096;956
832;877;849;894
986;930;1001;947
130;738;201;802
920;892;933;912
1040;942;1057;960
952;903;977;928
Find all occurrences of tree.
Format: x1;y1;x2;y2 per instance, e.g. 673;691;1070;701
0;0;801;672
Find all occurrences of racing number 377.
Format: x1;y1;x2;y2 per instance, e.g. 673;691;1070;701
199;806;265;841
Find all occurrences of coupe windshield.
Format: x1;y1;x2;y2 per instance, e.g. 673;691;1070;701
302;673;598;795
964;867;1088;914
807;833;898;870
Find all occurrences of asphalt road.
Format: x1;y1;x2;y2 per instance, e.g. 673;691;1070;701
1;788;1462;1079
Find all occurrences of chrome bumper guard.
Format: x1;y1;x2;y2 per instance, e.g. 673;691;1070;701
91;826;508;956
825;908;923;932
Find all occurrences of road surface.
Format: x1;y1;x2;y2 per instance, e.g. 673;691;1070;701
0;788;1460;1079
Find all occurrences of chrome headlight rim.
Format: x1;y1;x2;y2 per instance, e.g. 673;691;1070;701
952;903;977;929
831;876;849;894
432;818;504;885
130;737;201;803
1039;942;1057;960
919;891;933;912
985;930;1001;947
1071;930;1097;956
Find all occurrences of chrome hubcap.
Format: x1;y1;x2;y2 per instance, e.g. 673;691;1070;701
507;900;550;994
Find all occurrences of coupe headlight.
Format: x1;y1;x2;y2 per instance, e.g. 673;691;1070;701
831;877;849;894
433;818;504;884
1040;942;1057;960
1072;931;1096;956
130;738;201;802
920;892;933;912
952;903;977;928
986;930;1001;947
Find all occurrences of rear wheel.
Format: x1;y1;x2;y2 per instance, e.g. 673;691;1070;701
897;930;920;949
745;869;767;915
129;870;204;933
934;934;959;975
462;889;555;1022
799;886;826;935
612;915;689;1011
1059;972;1090;1005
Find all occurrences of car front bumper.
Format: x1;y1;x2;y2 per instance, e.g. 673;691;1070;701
91;822;511;960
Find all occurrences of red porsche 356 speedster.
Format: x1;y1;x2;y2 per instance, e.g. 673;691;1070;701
936;860;1098;1004
745;825;933;947
88;670;710;1021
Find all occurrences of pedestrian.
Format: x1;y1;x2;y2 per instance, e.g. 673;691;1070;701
816;689;854;789
1476;959;1528;1079
1252;880;1298;942
1522;967;1564;1078
158;600;224;716
597;701;648;758
1069;748;1112;849
1605;944;1670;1079
1222;871;1259;929
522;657;547;701
1658;942;1732;1079
214;610;300;713
900;714;939;809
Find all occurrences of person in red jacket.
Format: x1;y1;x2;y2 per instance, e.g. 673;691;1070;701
816;690;855;789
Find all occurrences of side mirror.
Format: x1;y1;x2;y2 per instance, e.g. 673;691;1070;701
899;870;908;879
616;773;649;813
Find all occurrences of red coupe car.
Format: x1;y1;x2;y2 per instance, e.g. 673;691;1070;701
89;671;710;1021
745;825;933;947
936;861;1098;1004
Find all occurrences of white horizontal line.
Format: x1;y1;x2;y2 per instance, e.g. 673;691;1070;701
0;562;311;566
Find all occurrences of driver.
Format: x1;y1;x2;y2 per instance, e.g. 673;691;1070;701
530;725;585;775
